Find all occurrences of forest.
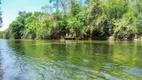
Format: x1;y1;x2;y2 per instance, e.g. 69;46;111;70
0;0;142;40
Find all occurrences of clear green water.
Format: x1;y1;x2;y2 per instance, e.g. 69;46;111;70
0;39;142;80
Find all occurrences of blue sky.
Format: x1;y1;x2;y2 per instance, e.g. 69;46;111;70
0;0;49;31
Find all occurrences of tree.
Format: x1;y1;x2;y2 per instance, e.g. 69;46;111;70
24;12;44;39
2;0;142;40
135;0;142;34
49;0;71;17
8;21;24;39
0;0;2;28
41;5;54;15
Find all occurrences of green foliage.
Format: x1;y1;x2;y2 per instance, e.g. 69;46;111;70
136;13;142;34
1;0;142;40
9;21;24;39
135;0;142;34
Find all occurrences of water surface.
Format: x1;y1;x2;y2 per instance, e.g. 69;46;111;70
0;39;142;80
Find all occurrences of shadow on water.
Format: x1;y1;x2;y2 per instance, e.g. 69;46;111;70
0;39;142;80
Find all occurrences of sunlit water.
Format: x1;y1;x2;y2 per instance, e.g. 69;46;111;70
0;39;142;80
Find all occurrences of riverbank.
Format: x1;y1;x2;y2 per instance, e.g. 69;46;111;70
1;36;142;41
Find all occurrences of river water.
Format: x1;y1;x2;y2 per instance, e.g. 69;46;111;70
0;39;142;80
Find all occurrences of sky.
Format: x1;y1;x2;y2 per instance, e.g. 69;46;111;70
0;0;49;31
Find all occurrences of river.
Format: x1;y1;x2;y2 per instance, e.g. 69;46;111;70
0;39;142;80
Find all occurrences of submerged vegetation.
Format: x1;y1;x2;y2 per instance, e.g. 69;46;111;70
0;0;142;40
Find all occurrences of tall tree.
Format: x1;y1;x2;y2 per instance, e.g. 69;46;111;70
0;0;2;28
135;0;142;34
49;0;71;17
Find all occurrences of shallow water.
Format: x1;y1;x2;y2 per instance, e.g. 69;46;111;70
0;39;142;80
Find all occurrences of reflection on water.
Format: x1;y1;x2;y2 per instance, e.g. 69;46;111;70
0;39;142;80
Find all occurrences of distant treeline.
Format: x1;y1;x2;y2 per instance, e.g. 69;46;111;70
0;0;142;40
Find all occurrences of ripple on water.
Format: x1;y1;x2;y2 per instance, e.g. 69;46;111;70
1;40;142;80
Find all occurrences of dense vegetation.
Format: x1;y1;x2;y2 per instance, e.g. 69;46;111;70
0;0;142;40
